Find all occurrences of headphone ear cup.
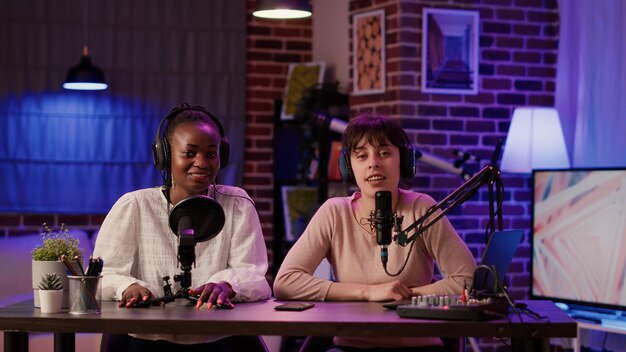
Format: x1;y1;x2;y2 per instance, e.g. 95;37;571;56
152;136;168;170
400;145;416;179
219;137;230;169
338;147;355;185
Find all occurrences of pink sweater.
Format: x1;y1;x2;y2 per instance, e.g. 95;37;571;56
274;189;477;348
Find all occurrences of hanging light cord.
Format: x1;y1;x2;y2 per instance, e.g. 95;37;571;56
82;0;89;56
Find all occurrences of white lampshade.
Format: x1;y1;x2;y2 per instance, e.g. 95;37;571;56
500;107;570;173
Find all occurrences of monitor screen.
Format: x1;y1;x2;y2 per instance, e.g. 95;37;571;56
531;168;626;312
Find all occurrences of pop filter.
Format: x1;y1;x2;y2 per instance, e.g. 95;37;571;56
169;195;225;243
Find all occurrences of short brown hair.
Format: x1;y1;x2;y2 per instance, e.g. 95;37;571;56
342;112;408;154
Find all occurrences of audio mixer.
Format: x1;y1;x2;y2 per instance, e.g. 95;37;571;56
395;294;510;321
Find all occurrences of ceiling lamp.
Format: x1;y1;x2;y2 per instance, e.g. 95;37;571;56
253;0;312;19
63;0;107;90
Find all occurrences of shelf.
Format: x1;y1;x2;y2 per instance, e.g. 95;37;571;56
574;319;626;352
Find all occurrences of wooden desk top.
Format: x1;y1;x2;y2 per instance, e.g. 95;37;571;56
0;299;576;338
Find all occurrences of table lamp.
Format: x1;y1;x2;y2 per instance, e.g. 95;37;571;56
500;107;570;173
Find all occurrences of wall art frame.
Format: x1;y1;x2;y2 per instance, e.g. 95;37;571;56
353;8;386;96
421;8;479;95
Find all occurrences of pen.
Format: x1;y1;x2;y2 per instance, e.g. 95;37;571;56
86;256;94;276
60;255;79;276
74;256;86;276
95;257;104;276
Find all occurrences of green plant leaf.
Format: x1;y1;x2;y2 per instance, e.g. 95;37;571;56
38;273;63;290
32;223;82;261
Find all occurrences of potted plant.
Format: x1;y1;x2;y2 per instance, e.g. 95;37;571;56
37;273;64;313
31;223;82;309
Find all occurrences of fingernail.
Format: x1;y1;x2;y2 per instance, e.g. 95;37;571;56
207;303;213;310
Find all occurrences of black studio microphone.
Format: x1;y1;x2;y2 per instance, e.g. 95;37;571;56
168;195;225;269
176;216;196;268
374;191;393;268
177;216;194;237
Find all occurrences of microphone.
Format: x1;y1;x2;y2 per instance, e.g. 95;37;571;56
374;191;393;268
313;110;348;134
169;195;225;269
177;216;194;237
314;112;472;180
176;216;196;268
414;150;471;180
169;195;225;243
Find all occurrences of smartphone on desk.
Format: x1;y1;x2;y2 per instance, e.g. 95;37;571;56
274;302;315;311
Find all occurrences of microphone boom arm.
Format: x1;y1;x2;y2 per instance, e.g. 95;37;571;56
395;163;503;247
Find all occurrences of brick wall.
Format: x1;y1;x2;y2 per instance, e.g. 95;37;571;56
0;214;104;237
346;0;558;300
244;0;314;274
347;1;559;350
242;0;559;301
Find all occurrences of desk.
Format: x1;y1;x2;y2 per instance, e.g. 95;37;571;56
0;299;576;352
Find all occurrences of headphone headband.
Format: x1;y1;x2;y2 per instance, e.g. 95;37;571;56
152;103;230;172
338;126;416;185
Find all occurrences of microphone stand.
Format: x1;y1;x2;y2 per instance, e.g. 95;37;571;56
133;232;199;307
132;195;225;308
395;139;504;248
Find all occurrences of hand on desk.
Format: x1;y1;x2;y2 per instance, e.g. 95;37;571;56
120;283;156;308
190;281;235;310
367;280;412;302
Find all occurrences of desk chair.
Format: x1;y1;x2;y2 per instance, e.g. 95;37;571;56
100;333;268;352
298;336;465;352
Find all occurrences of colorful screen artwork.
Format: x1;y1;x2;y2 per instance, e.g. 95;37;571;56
532;169;626;310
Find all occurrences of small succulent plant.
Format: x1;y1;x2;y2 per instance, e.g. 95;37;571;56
38;273;63;290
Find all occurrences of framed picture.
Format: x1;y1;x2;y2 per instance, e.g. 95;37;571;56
353;9;385;95
281;186;319;241
281;62;326;121
421;8;479;95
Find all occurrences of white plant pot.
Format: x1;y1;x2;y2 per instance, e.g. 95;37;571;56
39;290;64;313
32;260;79;309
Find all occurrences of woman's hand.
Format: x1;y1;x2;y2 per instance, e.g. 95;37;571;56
120;283;154;308
190;281;235;309
366;280;412;302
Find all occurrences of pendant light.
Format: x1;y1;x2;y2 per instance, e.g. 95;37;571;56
63;0;108;90
253;0;312;19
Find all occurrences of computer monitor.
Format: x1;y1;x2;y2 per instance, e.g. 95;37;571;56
531;168;626;313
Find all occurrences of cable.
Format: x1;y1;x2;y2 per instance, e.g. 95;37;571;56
472;264;519;322
383;203;439;277
483;176;505;243
210;183;256;207
601;331;609;351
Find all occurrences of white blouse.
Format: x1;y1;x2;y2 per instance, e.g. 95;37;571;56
93;185;271;344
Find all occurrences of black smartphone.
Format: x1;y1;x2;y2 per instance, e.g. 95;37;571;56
274;302;315;311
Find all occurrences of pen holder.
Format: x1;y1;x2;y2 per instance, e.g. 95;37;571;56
68;275;102;315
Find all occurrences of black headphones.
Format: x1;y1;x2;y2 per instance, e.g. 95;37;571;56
152;103;230;171
338;130;416;185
